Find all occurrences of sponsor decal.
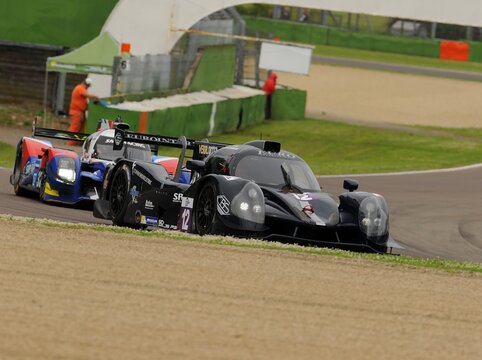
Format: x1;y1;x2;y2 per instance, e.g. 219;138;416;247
124;133;196;148
198;144;219;156
104;138;147;149
223;176;238;181
217;195;230;215
158;219;177;230
141;215;158;226
181;197;194;209
133;167;152;185
145;199;154;210
114;132;123;147
173;193;183;203
129;186;139;204
44;182;59;197
258;150;296;159
292;193;313;201
23;160;35;176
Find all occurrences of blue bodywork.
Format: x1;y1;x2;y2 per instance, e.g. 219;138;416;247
19;152;108;204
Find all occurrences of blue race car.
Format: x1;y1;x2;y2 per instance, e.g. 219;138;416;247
10;120;152;204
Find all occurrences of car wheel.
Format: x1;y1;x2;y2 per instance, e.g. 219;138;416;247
109;166;130;226
194;180;225;235
12;148;26;196
38;158;49;202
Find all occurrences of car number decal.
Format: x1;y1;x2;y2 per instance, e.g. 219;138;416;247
292;193;313;201
178;197;194;232
217;195;230;215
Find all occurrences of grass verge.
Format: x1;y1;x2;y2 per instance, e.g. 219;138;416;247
314;44;482;74
414;126;482;140
2;214;481;274
0;142;15;168
208;119;482;175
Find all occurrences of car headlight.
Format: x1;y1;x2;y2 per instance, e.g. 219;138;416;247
358;195;389;237
56;157;76;183
231;182;265;224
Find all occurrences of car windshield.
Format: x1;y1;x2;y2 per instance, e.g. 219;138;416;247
94;136;151;162
234;155;320;191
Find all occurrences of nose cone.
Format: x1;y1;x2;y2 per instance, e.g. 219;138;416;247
285;192;339;226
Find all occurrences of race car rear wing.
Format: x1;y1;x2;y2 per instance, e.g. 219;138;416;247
113;126;230;161
32;116;90;143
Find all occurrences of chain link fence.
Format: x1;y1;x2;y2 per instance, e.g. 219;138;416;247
111;9;250;97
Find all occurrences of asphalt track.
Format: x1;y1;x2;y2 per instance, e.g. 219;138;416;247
313;55;482;82
2;165;482;262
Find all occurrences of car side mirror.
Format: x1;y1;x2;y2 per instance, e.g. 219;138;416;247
343;178;359;192
186;160;205;173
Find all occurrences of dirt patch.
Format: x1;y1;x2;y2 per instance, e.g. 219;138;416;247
281;64;482;128
1;219;481;359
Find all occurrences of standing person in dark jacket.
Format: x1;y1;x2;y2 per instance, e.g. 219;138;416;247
262;71;277;120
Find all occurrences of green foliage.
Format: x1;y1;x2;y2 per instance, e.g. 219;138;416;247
436;24;468;41
236;4;272;17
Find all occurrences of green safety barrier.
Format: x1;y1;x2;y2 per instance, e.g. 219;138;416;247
370;34;439;58
86;105;141;133
469;42;482;63
213;99;241;134
271;88;306;120
326;28;373;50
246;17;441;59
188;46;236;92
246;17;328;44
240;95;266;128
87;93;268;139
148;107;191;137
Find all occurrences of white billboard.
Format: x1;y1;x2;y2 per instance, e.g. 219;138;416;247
259;42;312;75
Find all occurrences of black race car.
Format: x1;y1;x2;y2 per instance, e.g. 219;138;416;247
94;126;401;253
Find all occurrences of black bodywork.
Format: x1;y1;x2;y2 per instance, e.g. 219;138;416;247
94;128;401;253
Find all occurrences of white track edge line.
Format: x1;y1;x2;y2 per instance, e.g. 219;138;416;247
316;163;482;178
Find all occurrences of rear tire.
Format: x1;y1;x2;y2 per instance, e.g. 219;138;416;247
194;180;226;235
109;166;131;226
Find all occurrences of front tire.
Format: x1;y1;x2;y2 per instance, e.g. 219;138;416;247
194;180;225;235
109;166;131;226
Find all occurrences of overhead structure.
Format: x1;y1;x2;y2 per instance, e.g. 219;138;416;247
103;0;482;56
47;31;120;75
86;0;482;96
44;31;120;118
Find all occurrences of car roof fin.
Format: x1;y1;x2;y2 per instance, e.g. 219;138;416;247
245;140;281;153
